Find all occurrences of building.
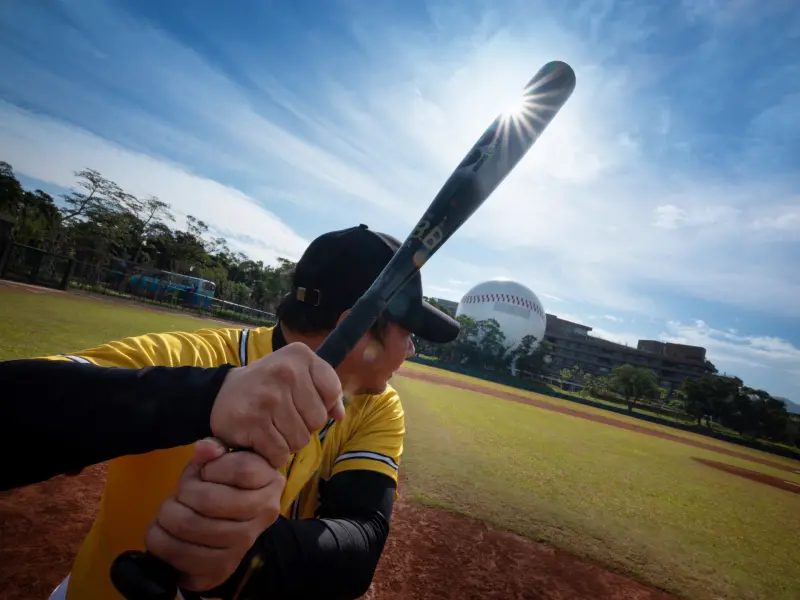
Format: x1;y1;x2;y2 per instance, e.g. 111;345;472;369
429;297;459;316
544;314;717;392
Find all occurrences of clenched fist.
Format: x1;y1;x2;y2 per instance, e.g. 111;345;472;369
210;342;344;468
146;438;284;592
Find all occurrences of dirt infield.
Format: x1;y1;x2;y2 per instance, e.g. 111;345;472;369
0;465;675;600
692;457;800;495
399;367;799;474
0;280;68;295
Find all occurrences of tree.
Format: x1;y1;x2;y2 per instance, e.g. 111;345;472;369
425;297;456;318
430;314;478;363
559;368;572;390
508;335;551;378
580;372;599;397
121;194;174;263
0;161;25;217
730;387;790;441
452;318;510;370
609;364;658;411
682;375;740;427
59;168;125;224
16;190;61;243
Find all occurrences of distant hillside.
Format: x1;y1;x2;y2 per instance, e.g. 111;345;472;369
776;397;800;414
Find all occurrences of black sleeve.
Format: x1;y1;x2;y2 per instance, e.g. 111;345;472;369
208;469;397;600
0;359;232;492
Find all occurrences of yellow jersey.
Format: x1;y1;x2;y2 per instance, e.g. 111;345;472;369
42;326;404;600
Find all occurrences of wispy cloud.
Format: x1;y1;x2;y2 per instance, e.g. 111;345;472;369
0;101;309;264
659;320;800;396
0;0;797;397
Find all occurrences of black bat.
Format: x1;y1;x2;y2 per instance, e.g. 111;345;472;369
109;59;576;600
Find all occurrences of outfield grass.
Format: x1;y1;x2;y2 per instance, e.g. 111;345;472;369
0;288;219;360
402;361;800;468
2;285;798;600
393;375;800;600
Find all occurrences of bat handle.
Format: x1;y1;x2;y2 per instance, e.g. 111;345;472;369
110;550;196;600
111;295;386;599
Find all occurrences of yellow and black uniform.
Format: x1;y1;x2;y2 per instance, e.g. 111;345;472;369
4;223;459;600
32;324;404;600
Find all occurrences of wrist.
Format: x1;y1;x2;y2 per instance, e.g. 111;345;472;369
208;364;241;442
199;545;265;600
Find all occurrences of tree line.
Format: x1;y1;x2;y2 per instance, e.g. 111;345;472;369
417;304;798;449
2;160;797;449
1;162;296;311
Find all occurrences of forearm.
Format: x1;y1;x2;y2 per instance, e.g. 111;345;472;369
211;470;395;600
241;515;387;600
0;359;231;491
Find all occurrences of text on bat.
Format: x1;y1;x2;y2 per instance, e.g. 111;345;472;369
411;219;445;251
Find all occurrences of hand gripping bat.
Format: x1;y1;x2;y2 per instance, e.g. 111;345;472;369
110;59;576;600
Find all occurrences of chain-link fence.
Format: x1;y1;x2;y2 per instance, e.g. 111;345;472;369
0;242;74;290
0;243;277;328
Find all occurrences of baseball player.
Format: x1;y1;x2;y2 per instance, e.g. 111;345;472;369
41;224;459;600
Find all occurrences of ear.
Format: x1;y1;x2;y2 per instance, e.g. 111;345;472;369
335;310;350;327
333;309;374;352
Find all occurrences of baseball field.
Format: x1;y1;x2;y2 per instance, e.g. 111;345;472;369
1;282;798;600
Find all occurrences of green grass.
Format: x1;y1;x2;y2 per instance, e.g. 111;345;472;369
0;288;218;359
548;383;695;423
393;375;800;600
2;285;799;600
402;361;800;467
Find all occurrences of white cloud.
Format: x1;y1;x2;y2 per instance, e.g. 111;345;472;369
660;320;800;377
0;101;309;265
1;1;796;319
752;207;800;232
653;205;687;229
576;318;800;398
540;292;563;302
652;204;741;229
0;0;797;401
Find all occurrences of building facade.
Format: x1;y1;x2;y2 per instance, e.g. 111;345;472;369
429;297;459;316
544;314;717;392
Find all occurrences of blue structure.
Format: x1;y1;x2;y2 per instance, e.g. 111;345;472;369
127;271;216;309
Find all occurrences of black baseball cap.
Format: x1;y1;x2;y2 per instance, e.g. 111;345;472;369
281;224;459;343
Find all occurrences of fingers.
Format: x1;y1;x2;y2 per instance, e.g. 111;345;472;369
200;450;278;490
245;418;290;472
310;353;345;421
268;362;312;452
146;446;285;593
156;498;253;548
293;357;332;432
208;340;346;473
145;521;237;592
176;472;283;521
192;437;228;465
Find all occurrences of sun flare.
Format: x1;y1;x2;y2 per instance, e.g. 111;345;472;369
503;94;529;119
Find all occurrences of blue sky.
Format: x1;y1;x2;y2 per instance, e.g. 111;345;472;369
1;0;798;402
